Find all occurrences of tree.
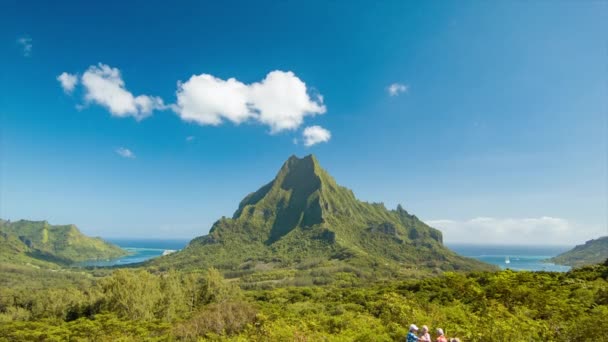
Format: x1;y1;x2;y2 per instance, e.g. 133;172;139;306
200;267;240;304
100;269;161;321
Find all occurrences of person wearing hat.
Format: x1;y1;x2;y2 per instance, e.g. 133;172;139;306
407;324;419;342
419;325;431;341
435;328;447;342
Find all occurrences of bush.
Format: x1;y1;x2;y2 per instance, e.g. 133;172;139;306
173;301;257;339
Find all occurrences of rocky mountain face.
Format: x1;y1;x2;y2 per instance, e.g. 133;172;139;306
151;155;494;275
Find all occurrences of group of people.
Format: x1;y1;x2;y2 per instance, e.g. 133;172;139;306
406;324;460;342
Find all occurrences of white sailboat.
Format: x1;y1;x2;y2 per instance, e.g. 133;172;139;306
505;256;510;264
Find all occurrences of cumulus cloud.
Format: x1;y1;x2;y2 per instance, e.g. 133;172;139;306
115;147;135;158
58;66;330;140
57;72;78;93
80;64;165;120
174;74;251;126
302;125;331;146
426;217;606;245
173;70;326;133
249;71;326;132
17;37;32;57
387;83;408;96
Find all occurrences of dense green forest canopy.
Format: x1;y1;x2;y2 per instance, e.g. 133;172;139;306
549;236;608;267
1;260;607;341
0;219;127;266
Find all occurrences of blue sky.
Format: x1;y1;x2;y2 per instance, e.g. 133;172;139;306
1;0;606;244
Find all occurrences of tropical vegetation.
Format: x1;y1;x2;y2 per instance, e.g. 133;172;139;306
0;219;127;266
2;156;605;341
1;261;607;341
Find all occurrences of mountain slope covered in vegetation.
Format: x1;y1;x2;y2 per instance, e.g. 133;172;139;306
151;155;493;277
0;219;127;266
549;236;608;267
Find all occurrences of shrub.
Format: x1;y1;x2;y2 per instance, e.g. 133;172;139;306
173;301;257;339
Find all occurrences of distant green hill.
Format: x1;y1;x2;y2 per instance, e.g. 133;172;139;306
549;236;608;267
0;219;127;266
151;155;494;277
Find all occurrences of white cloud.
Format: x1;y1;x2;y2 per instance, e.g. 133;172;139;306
426;217;606;245
302;125;331;146
81;63;165;121
59;66;329;139
186;136;195;142
173;70;325;133
57;72;78;93
387;83;408;96
115;147;135;159
249;71;326;132
174;74;251;126
17;37;32;57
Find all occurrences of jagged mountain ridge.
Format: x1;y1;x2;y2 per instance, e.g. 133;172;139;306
152;155;493;274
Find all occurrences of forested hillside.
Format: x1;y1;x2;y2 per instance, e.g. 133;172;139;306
0;219;127;266
550;236;608;267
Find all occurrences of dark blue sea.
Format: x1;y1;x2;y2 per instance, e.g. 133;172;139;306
80;239;573;272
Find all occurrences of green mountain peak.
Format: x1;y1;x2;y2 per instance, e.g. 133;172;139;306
153;155;494;275
232;154;327;243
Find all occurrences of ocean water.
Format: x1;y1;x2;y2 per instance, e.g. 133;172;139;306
108;238;190;250
447;243;572;272
79;238;190;267
80;239;573;272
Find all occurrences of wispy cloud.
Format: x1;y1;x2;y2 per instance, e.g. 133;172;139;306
17;36;32;57
186;136;195;142
302;125;331;146
387;83;408;96
115;147;136;159
58;63;166;121
57;72;78;93
81;64;166;120
426;216;605;245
